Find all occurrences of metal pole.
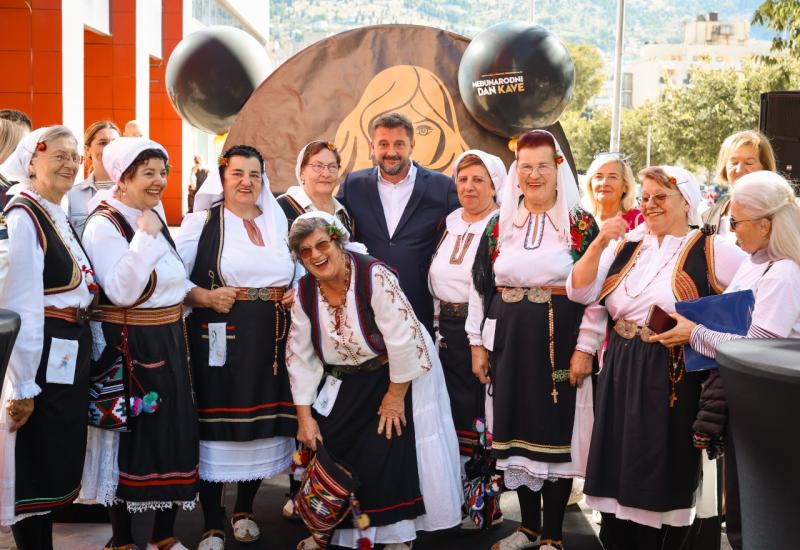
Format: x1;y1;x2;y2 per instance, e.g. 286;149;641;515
530;0;536;23
609;0;625;152
646;124;652;166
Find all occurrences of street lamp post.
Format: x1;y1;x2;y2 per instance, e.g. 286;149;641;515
610;0;625;152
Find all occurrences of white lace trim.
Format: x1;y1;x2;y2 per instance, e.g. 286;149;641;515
502;467;577;492
115;495;198;513
199;458;289;483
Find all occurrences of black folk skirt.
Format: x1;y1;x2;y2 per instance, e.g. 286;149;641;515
438;313;484;457
187;300;296;442
14;317;91;515
488;293;585;463
314;364;425;527
98;318;199;506
585;330;703;513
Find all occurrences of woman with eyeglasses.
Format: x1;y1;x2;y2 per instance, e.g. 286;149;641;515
651;170;800;550
277;141;353;233
703;130;777;240
286;211;461;550
583;153;643;231
568;166;745;549
65;120;120;236
467;130;601;550
176;145;299;549
0;126;95;549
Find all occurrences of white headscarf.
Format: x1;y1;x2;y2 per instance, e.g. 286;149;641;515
192;148;289;247
294;140;339;186
451;149;507;205
499;130;580;246
0;126;64;185
661;165;703;227
87;137;169;215
293;211;368;255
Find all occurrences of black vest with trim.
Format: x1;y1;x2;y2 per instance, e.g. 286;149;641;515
87;202;176;307
276;193;354;234
189;204;226;289
298;251;390;362
5;192;82;295
599;229;723;306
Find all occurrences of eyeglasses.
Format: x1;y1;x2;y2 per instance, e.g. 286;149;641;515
39;152;84;165
307;163;339;174
517;163;556;178
299;238;333;260
729;217;761;231
639;192;680;206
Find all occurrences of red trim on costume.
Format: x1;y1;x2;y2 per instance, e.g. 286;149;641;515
362;495;424;514
197;401;296;413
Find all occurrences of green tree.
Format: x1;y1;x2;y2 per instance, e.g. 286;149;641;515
753;0;800;58
565;42;605;115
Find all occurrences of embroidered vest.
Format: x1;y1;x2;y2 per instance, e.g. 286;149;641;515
276;193;354;234
599;230;724;305
298;251;391;362
87;202;176;307
5;192;82;295
189;204;226;289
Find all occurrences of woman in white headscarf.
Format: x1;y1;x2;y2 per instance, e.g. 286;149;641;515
80;137;197;550
568;165;746;550
466;130;601;550
0;126;95;549
428;150;503;492
175;144;300;549
276;140;353;232
286;211;461;550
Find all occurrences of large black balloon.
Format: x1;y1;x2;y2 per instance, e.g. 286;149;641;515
458;22;575;138
165;26;271;135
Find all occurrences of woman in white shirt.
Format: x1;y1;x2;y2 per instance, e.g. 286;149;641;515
287;212;461;550
467;130;601;550
653;170;800;550
0;126;95;549
177;145;298;549
65;120;120;235
429;149;503;466
80;137;197;550
568;166;745;550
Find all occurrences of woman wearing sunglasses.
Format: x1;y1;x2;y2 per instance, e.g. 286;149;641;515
176;145;299;549
277;140;353;233
286;211;461;550
583;153;643;231
652;170;800;550
569;166;745;549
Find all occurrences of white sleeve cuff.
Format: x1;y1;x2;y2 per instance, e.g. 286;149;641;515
8;380;42;400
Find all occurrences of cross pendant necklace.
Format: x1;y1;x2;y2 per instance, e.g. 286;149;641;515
551;388;559;403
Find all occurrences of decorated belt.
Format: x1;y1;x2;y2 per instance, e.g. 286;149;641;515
613;318;656;343
440;301;468;319
92;303;183;326
495;286;567;304
324;354;388;378
235;287;285;302
44;305;92;326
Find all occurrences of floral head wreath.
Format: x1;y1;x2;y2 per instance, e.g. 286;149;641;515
217;153;228;167
554;152;564;166
36;142;47;152
326;222;343;241
325;142;337;152
667;176;677;186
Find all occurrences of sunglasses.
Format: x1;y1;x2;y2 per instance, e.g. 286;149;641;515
299;238;333;260
729;217;761;231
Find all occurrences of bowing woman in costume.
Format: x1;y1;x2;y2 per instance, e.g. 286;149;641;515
428;150;503;465
277;140;353;232
568;166;745;550
286;212;461;550
81;138;198;550
0;126;95;549
176;145;298;549
467;129;602;550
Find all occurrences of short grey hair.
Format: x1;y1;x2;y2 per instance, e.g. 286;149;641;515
287;216;345;257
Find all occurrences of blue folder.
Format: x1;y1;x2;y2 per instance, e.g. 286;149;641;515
675;289;755;371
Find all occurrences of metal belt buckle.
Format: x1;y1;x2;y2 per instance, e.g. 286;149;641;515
258;287;273;301
640;326;656;343
615;319;637;340
501;287;525;303
527;287;552;303
246;288;259;301
75;307;90;326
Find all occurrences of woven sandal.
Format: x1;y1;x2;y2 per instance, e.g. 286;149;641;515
231;511;260;543
197;529;226;550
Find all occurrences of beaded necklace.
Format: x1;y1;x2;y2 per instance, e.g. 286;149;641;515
622;234;688;299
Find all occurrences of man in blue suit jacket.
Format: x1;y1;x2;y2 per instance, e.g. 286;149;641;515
336;113;459;334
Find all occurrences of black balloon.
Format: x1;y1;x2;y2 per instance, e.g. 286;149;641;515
458;22;575;138
165;26;271;135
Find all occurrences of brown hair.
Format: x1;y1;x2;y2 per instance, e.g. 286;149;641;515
715;130;777;185
84;120;120;147
370;112;414;140
638;166;677;191
120;149;169;183
516;130;557;158
455;154;486;175
301;140;341;169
